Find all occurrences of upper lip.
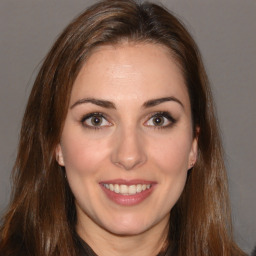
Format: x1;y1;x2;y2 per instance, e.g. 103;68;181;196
100;179;156;185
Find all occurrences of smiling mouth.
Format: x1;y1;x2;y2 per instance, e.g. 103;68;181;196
100;180;155;206
102;183;151;195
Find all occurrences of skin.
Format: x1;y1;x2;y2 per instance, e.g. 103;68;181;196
56;43;198;256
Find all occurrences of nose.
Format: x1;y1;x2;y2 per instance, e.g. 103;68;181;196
110;127;147;171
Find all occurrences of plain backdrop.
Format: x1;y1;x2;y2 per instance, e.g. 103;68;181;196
0;0;255;254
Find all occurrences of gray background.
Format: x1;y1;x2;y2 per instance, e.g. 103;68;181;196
0;0;255;254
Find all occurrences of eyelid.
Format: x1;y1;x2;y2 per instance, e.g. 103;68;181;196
144;111;177;128
80;112;112;129
80;111;176;130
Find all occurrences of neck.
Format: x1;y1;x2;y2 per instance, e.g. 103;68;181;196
76;215;169;256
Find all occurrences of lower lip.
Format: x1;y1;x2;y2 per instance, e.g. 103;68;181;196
100;185;155;206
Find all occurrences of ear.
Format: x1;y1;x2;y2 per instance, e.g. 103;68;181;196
188;127;199;169
55;144;65;166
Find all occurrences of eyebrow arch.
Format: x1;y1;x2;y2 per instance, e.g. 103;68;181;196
143;96;184;108
70;96;184;110
70;98;116;109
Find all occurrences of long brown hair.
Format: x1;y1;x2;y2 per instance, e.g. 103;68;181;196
0;1;246;255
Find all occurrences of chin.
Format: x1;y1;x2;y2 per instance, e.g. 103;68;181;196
105;224;149;236
101;213;162;236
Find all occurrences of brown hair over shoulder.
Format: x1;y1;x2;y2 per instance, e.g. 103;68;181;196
0;1;246;255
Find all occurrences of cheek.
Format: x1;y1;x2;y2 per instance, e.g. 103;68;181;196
144;135;191;215
61;133;110;176
149;135;192;175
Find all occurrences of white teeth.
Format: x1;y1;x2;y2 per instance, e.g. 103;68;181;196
114;184;120;193
128;185;136;195
120;184;128;194
103;183;151;195
109;184;114;191
136;184;142;193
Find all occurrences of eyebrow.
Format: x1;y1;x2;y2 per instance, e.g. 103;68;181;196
70;98;116;109
143;96;184;109
70;96;184;109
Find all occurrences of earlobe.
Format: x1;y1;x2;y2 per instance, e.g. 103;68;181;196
55;144;65;166
188;140;197;169
188;127;199;169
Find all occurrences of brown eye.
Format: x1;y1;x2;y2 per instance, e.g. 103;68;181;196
90;115;103;126
152;116;164;126
144;112;176;128
81;113;112;129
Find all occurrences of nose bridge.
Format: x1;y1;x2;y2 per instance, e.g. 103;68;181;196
111;124;147;170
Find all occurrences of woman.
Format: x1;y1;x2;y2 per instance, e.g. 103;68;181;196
0;0;247;255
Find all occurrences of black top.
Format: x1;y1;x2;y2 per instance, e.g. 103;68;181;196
251;245;256;256
76;236;176;256
76;236;98;256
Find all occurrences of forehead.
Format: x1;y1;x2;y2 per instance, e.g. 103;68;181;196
70;43;189;108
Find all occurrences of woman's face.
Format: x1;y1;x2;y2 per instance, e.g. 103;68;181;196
56;43;197;237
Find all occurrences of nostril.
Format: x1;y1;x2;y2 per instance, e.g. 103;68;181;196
111;145;147;170
110;129;147;170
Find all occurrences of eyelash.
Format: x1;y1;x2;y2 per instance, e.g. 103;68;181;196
145;111;177;129
80;111;177;130
80;112;111;130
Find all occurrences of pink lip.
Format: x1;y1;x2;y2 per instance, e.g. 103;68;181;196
99;179;156;206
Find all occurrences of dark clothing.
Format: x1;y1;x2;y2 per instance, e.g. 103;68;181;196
251;245;256;256
76;236;176;256
76;236;98;256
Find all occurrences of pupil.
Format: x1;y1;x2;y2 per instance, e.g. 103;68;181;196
92;116;102;126
153;116;163;125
